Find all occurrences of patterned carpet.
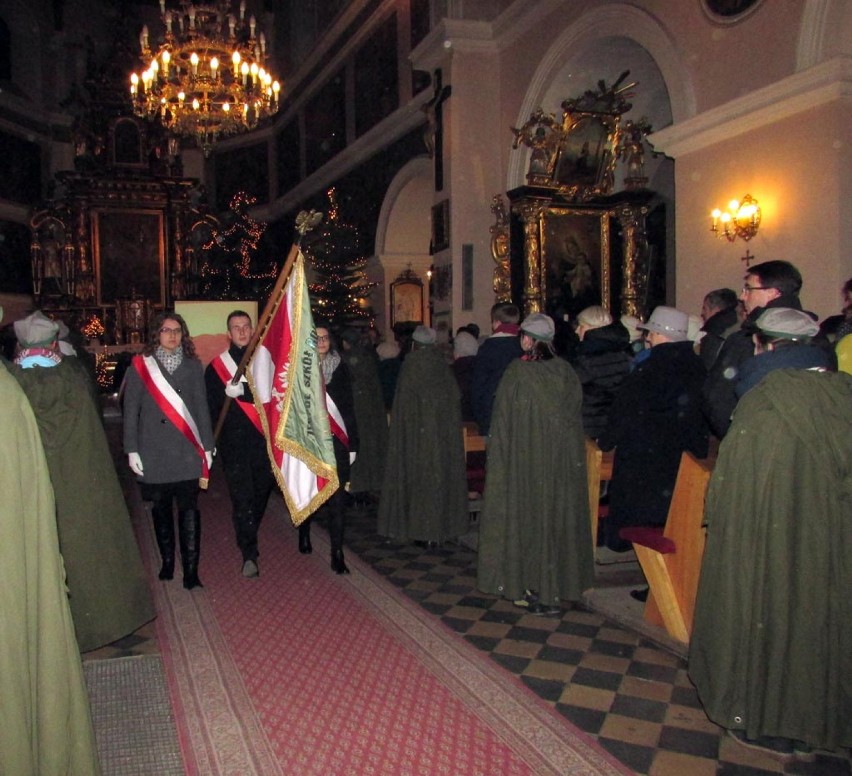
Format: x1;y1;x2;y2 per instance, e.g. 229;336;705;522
87;420;851;775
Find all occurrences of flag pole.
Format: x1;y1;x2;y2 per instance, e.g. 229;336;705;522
213;209;323;443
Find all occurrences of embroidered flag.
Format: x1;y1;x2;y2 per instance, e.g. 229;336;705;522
247;252;338;524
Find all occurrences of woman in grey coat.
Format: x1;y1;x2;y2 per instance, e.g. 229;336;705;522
123;311;214;589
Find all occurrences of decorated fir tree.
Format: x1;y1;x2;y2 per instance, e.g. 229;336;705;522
303;188;378;328
197;192;277;300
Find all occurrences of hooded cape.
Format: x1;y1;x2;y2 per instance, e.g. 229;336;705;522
13;358;155;652
0;367;101;775
378;346;467;542
477;357;594;604
689;369;852;749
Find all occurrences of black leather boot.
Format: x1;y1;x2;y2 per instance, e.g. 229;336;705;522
298;521;312;554
328;506;349;575
178;508;203;589
152;504;175;580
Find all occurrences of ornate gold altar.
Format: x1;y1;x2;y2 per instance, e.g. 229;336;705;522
496;74;660;321
28;117;219;344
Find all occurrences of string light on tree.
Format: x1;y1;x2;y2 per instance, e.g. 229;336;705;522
304;187;379;328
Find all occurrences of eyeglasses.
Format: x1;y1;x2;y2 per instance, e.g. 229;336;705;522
316;335;330;342
159;327;182;335
742;285;772;293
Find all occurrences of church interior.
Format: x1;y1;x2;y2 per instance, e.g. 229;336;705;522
1;1;851;774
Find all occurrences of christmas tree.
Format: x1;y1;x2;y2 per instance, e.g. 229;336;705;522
197;192;277;300
303;188;378;328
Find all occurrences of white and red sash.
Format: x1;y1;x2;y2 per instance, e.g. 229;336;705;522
325;391;349;451
210;351;263;435
132;354;210;482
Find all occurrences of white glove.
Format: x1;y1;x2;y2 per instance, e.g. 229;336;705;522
349;452;357;466
128;452;144;476
205;451;214;469
225;381;245;398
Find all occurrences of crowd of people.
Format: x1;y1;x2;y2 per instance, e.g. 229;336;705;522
3;258;850;768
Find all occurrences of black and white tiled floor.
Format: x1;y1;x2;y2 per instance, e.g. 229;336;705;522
341;504;851;776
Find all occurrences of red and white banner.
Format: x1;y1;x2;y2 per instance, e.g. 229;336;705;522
247;252;339;524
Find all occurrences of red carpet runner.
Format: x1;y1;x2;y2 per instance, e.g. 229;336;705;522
132;474;631;775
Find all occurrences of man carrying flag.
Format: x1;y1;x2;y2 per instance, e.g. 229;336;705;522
206;310;276;578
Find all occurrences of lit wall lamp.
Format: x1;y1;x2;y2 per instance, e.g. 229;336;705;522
710;194;761;242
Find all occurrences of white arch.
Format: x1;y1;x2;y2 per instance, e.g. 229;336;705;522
507;4;693;189
797;0;852;70
373;156;432;255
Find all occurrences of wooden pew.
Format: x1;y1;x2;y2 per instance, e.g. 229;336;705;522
462;422;487;520
618;451;713;644
462;421;486;453
584;438;614;553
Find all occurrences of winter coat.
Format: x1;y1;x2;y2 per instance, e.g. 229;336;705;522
598;341;709;538
123;354;215;484
470;334;523;435
571;321;632;440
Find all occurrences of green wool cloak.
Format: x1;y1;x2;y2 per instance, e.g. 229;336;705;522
477;357;594;605
13;359;155;652
377;345;468;542
344;345;389;493
689;369;852;750
0;368;101;775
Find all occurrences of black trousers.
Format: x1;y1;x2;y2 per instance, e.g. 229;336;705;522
220;441;275;561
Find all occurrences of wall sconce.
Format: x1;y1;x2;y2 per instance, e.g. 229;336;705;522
710;194;761;242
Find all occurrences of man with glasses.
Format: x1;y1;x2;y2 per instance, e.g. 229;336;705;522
703;260;811;437
206;310;276;578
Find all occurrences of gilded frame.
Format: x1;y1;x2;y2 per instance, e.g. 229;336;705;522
539;206;611;319
390;274;424;326
93;209;166;306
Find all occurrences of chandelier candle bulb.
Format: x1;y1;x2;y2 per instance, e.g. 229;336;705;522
130;0;281;156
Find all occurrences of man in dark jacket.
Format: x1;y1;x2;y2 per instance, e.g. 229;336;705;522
698;287;739;370
206;310;276;578
703;260;808;438
471;302;522;435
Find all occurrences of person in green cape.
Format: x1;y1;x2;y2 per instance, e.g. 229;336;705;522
477;313;594;616
378;325;468;545
1;307;101;775
689;368;852;760
12;310;155;652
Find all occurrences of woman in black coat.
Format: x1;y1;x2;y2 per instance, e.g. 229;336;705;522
297;322;359;573
571;306;632;440
598;307;709;552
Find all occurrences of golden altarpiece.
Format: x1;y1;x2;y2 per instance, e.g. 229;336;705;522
490;74;661;322
29;117;218;345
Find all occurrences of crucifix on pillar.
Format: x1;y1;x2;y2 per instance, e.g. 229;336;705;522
740;249;755;267
421;69;452;192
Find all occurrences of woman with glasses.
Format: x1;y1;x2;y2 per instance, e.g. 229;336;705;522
123;311;214;589
297;321;359;574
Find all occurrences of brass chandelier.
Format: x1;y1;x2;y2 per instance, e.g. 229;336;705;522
130;0;281;156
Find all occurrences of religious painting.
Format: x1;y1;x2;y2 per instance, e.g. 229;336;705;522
93;209;165;306
553;116;611;189
390;270;424;326
109;117;146;168
539;207;611;321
